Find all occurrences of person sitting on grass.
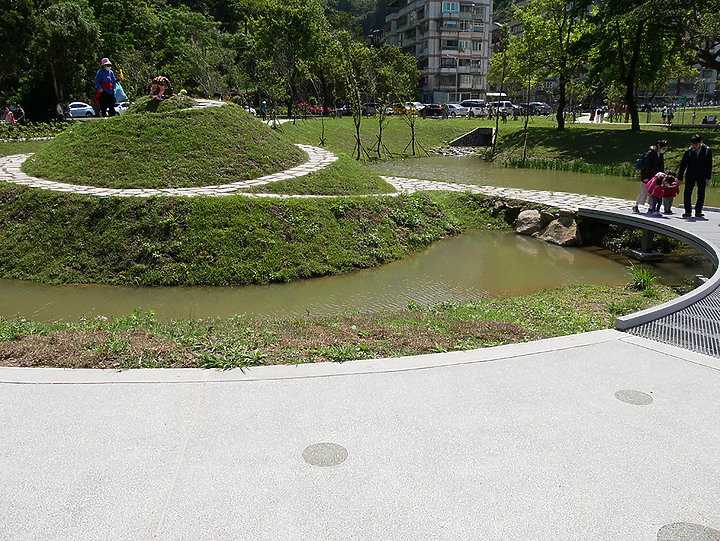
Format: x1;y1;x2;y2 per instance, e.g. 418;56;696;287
149;73;175;100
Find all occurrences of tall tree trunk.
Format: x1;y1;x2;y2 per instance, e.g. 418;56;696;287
616;19;644;131
49;55;62;103
556;73;566;130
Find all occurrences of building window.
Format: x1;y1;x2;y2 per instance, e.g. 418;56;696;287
442;39;459;49
458;40;470;49
441;57;457;68
472;40;482;51
442;2;460;13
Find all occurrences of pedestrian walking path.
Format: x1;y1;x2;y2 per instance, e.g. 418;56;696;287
2;330;720;540
580;206;720;358
0;150;636;211
0;145;338;197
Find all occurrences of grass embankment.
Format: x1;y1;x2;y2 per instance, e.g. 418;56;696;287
0;283;677;369
245;154;396;195
0;185;507;285
280;115;720;183
22;101;305;189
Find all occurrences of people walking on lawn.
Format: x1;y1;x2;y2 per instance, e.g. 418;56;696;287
633;139;668;213
94;57;118;117
646;171;679;216
679;134;713;218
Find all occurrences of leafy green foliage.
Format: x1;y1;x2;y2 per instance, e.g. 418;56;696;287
0;179;507;286
627;264;657;291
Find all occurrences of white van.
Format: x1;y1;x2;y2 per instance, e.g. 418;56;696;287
460;99;487;118
489;100;515;114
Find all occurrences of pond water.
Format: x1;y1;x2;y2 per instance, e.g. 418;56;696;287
1;230;711;321
2;158;714;322
369;155;720;206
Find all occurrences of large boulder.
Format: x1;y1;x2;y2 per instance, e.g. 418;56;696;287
535;216;582;246
515;209;543;235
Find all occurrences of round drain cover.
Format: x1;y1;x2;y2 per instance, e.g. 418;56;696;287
658;522;720;540
614;389;654;405
302;443;348;467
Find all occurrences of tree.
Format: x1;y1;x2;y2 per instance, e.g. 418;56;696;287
585;0;688;130
253;0;330;117
672;0;720;72
0;0;38;89
32;1;102;103
511;0;589;130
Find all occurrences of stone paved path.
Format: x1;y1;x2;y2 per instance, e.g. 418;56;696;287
0;150;638;211
0;145;337;198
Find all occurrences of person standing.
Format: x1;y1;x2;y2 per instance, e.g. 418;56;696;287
633;139;668;213
679;134;713;218
14;105;25;125
95;57;118;117
3;107;16;128
56;101;65;121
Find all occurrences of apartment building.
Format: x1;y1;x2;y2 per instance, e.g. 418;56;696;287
382;0;493;103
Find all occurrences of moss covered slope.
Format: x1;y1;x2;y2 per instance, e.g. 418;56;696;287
0;185;507;286
22;102;305;189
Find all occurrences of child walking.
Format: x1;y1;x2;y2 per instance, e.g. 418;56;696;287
646;172;678;216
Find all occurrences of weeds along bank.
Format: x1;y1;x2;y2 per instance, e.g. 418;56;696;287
0;185;510;285
0;284;678;369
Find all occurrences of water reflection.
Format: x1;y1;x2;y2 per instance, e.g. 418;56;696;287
0;230;645;321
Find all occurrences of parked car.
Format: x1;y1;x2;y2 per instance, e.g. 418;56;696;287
460;99;487;118
335;105;354;117
114;101;131;115
68;101;96;118
529;101;552;115
361;102;381;116
446;103;469;117
421;103;443;117
489;100;515;114
406;101;425;114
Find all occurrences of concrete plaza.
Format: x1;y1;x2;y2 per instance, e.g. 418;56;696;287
2;330;720;540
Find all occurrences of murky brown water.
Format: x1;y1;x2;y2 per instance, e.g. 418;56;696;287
369;155;720;206
0;230;711;321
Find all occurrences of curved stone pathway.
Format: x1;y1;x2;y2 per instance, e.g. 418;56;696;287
0;145;337;197
0;150;638;212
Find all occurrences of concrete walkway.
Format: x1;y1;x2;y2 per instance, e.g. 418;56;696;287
3;132;720;538
2;330;720;540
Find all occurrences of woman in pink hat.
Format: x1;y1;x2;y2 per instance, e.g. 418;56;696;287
94;57;118;117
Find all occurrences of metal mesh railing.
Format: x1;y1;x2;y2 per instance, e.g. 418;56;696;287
625;287;720;357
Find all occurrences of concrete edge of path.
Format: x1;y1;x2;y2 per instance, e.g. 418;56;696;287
3;329;720;385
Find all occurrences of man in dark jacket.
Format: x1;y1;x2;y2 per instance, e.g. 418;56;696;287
679;134;713;218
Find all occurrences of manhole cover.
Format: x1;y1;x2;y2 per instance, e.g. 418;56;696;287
614;389;654;405
302;443;348;467
658;522;720;540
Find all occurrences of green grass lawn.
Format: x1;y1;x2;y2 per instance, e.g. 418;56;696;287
22;104;305;189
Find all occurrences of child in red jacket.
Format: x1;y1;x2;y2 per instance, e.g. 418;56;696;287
646;171;679;216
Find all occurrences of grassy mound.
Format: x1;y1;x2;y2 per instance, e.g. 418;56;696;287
246;154;396;196
127;94;196;114
22;104;305;189
0;183;508;286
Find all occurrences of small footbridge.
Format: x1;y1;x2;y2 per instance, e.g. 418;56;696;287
579;207;720;357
